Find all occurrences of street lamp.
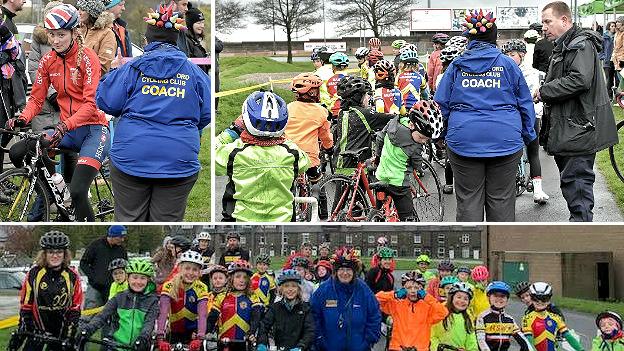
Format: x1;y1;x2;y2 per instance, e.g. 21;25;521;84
322;0;326;44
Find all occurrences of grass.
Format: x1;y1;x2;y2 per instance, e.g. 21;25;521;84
184;132;211;221
553;296;624;316
595;107;624;213
266;257;483;271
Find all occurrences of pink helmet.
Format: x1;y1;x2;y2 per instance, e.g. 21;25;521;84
471;265;489;282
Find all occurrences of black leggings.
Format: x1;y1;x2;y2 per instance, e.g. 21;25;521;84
444;145;453;185
526;119;542;178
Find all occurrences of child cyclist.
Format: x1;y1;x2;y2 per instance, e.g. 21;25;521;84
439;276;460;302
397;48;429;112
367;50;385;87
427;260;455;302
365;247;395;294
430;282;479;351
314;260;332;283
207;260;264;351
476;281;533;351
373;99;444;221
514;281;533;308
320;52;350;119
501;39;549;204
372;60;403;115
428;33;450;92
256;270;315;351
456;267;471;284
215;91;310;222
415;254;436;282
79;259;159;351
593;312;624;351
314;47;335;82
355;47;370;79
289;256;316;302
522;282;583;351
376;271;448;351
157;251;208;351
251;254;277;308
470;265;491;320
391;39;407;71
108;258;128;299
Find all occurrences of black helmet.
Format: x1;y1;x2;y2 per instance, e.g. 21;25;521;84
40;231;70;250
108;258;128;271
501;39;527;54
513;281;531;297
318;47;336;65
337;76;371;100
226;232;240;240
529;22;542;33
170;235;192;251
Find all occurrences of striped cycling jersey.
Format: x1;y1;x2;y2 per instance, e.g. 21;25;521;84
212;291;263;340
476;308;532;351
161;279;208;334
523;310;568;351
396;70;427;111
250;272;276;306
323;72;347;117
373;87;403;115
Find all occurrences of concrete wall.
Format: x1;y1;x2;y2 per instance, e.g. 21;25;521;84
490;251;564;294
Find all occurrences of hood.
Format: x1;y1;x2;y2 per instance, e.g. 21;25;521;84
130;42;187;79
454;41;502;74
385;117;413;149
33;25;48;45
91;11;114;30
581;28;604;52
563;26;603;53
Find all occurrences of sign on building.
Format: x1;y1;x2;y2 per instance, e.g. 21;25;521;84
410;9;454;31
304;42;347;52
496;7;539;29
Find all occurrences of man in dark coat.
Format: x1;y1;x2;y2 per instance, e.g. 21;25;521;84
531;22;555;73
536;1;619;222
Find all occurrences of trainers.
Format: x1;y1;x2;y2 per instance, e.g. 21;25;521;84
442;184;454;194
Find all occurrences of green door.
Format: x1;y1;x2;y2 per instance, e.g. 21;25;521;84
503;262;529;288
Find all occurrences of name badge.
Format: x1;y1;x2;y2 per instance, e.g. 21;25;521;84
325;300;338;307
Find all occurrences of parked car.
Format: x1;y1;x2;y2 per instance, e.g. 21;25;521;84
0;269;25;292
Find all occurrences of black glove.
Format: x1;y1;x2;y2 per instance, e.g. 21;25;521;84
0;52;10;66
5;117;26;130
8;331;26;351
48;121;68;148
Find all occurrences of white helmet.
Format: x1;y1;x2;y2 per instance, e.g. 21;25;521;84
524;29;540;40
529;282;553;299
355;47;370;59
196;231;211;241
178;250;204;267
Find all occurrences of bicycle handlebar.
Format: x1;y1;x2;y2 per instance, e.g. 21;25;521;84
83;337;137;350
13;330;73;348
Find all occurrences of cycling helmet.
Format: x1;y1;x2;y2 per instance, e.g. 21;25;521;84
226;232;240;240
310;46;327;61
291;256;310;269
206;265;228;278
227;259;253;276
440;45;463;64
354;47;370;59
329;52;349;68
408;100;444;139
596;311;623;330
242;91;289;138
401;271;426;285
399;43;418;53
448;282;474;300
44;4;80;30
486;281;511;297
501;39;527;54
373;60;395;80
256;253;271;265
457;266;471;274
471;265;490;282
331;247;362;272
513;281;531;296
391;39;407;49
319;242;331;251
440;275;460;287
399;49;419;64
446;36;468;48
318;47;336;64
108;258;128;271
170;235;192;251
368;49;384;65
196;232;211;241
529;282;553;300
369;37;381;48
126;258;155;278
291;73;323;94
40;231;70;250
315;260;333;272
524;29;540;40
437;260;455;272
277;269;302;285
337;76;371;100
432;33;450;44
377;247;395;259
416;254;431;264
178;250;204;267
529;22;543;33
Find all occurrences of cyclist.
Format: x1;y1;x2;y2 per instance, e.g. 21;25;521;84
456;266;471;284
315;47;335;82
391;39;407;71
205;265;228;311
194;231;214;265
369;37;382;51
310;46;325;70
314;260;332;283
514;281;533;308
593;311;624;351
154;235;191;289
522;282;583;351
251;253;276;308
289;256;316;302
256;270;315;351
355;46;370;79
286;72;333;198
207;260;264;351
156;251;208;351
215;91;310;222
372;59;403;115
476;281;533;351
314;242;331;264
428;33;450;92
373;99;444;221
501;39;549;204
415;254;437;282
366;49;384;87
397;48;429;112
107;258;128;299
283;242;314;270
79;259;158;351
439;275;460;302
6;4;110;222
427;259;455;301
376;271;448;351
430;282;478;351
320;52;350;118
12;231;82;351
470;265;491;320
365;247;395;294
397;43;427;79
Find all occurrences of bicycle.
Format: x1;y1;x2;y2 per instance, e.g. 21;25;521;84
0;128;114;222
365;182;401;222
516;148;530;197
204;335;251;351
77;335;141;351
8;330;73;351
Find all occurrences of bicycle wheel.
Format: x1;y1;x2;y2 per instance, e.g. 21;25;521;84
317;174;371;222
516;162;528;197
0;168;51;222
294;176;312;222
609;120;624;183
410;159;444;222
91;171;115;222
365;208;386;222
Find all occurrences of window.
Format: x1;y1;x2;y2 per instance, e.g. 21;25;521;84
391;235;398;244
282;236;288;244
437;247;445;258
368;235;375;244
259;236;265;244
462;247;470;258
413;248;421;256
413;234;421;244
240;236;246;245
461;234;470;244
302;233;310;243
437;234;445;244
180;225;193;229
346;234;353;244
259;247;266;255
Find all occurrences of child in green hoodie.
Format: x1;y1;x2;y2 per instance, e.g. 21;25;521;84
80;259;159;351
108;258;129;300
430;282;479;351
593;312;624;351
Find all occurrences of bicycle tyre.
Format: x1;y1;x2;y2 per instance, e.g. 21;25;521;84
516;162;528;197
92;172;115;222
365;208;386;222
609;120;624;184
410;159;444;222
317;174;371;222
294;176;312;222
0;168;51;222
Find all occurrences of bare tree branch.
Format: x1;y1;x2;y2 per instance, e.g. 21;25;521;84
216;0;247;34
330;0;416;38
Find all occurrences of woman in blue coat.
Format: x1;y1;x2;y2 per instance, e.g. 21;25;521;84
434;9;536;222
310;247;381;351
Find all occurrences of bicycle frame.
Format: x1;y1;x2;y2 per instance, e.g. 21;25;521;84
328;160;375;221
374;190;400;222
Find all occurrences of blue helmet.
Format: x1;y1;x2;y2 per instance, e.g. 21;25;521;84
44;4;80;30
329;52;349;68
242;91;289;138
400;49;419;64
277;269;302;285
486;281;511;297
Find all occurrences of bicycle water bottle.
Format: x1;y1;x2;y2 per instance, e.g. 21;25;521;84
50;173;71;206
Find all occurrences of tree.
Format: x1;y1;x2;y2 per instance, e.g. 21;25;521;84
329;0;417;38
216;0;246;34
251;0;321;63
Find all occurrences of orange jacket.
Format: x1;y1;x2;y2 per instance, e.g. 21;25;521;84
376;291;448;351
427;50;443;92
22;41;108;130
285;101;333;167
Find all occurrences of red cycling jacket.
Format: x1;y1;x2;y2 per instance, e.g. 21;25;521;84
21;41;108;130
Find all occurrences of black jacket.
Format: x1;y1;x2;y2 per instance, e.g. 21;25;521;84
257;299;315;350
539;26;618;156
79;237;127;295
1;7;18;35
185;32;208;75
533;37;554;73
112;18;133;57
218;247;250;266
364;266;395;294
0;6;27;116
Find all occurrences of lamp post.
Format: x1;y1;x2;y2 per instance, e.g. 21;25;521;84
272;0;277;55
323;0;326;44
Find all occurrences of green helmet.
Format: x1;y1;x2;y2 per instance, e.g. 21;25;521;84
378;247;395;259
440;275;459;287
416;254;431;264
392;39;407;49
329;52;349;68
126;258;155;278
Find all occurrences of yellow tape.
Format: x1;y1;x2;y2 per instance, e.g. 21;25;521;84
0;306;104;330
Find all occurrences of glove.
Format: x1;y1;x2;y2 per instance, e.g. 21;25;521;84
417;289;426;299
48;121;68;148
395;288;407;299
189;339;202;351
257;344;268;351
157;340;171;351
5;118;26;130
0;52;10;65
8;331;26;351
